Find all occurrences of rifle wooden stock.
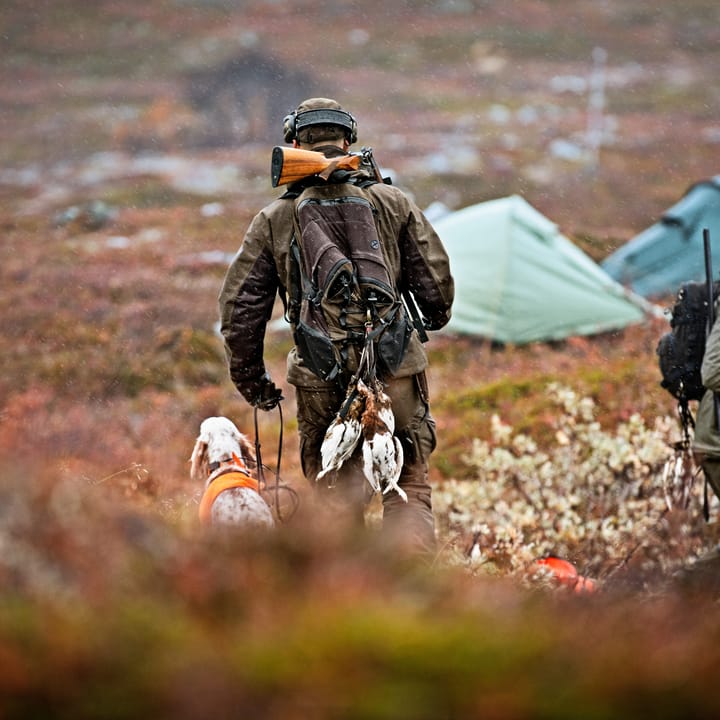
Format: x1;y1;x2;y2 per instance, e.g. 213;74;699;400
271;146;361;187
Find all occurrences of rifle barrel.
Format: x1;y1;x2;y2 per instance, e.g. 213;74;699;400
705;228;715;327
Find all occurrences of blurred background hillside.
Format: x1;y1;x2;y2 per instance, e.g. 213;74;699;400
4;0;720;240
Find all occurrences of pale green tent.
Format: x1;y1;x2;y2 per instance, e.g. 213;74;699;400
433;195;655;344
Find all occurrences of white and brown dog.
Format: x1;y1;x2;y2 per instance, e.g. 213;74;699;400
190;416;274;529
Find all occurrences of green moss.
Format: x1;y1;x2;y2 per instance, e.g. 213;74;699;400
438;376;539;412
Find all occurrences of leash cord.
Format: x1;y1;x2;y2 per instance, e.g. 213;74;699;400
253;403;300;523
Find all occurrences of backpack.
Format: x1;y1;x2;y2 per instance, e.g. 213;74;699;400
285;177;412;382
656;281;720;402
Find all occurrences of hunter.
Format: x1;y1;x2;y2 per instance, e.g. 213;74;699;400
218;97;454;555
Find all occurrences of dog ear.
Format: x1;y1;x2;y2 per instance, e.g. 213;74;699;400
189;437;209;483
237;432;256;467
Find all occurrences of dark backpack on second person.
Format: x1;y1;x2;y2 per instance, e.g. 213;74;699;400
657;281;720;403
658;279;720;520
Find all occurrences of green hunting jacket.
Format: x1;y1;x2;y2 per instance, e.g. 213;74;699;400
218;167;454;405
694;306;720;455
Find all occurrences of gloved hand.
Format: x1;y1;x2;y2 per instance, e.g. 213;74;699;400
422;316;445;332
251;373;284;411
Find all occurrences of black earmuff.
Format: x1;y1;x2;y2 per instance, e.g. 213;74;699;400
282;112;297;143
282;108;357;144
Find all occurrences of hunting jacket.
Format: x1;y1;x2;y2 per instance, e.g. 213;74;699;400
219;166;454;404
695;303;720;455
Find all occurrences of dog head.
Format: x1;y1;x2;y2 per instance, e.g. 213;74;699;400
189;416;256;484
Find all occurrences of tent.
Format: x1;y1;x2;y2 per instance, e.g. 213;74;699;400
601;177;720;298
432;195;654;345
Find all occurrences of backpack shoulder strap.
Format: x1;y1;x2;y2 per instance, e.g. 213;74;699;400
280;171;379;200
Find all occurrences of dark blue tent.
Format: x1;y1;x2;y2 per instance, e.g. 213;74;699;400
602;177;720;297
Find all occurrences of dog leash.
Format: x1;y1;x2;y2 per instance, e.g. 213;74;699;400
253;403;299;523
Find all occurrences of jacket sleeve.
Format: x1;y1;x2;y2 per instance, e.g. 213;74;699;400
218;211;280;404
397;196;454;330
702;310;720;391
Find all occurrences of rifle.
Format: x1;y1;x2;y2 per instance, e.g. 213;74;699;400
360;146;385;184
359;146;431;343
272;144;431;343
270;146;361;187
402;290;430;344
703;228;720;429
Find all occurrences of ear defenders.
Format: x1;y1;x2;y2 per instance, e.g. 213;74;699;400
283;107;358;144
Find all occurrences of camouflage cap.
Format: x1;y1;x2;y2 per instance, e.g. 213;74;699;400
295;97;344;114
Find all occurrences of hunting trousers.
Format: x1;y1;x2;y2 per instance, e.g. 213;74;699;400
295;372;437;556
695;452;720;507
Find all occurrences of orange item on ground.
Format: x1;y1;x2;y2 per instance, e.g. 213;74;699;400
534;556;597;593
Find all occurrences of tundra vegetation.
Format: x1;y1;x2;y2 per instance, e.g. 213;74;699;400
2;0;720;716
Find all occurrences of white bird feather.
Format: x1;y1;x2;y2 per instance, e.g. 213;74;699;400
361;437;382;493
316;392;365;482
381;436;406;502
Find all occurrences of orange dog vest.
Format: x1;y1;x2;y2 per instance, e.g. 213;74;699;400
198;470;260;524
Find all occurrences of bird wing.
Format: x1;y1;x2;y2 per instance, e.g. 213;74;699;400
317;416;362;481
361;437;382;493
380;436;407;502
318;421;345;471
374;388;395;435
365;430;407;502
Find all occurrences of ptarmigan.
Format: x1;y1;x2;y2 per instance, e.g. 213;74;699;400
316;389;365;482
358;379;407;502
